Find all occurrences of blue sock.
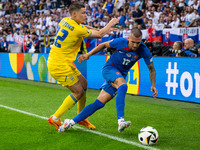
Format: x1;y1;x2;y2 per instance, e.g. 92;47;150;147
73;99;105;123
116;84;128;120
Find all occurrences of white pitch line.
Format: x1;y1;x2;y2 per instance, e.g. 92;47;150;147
0;104;159;150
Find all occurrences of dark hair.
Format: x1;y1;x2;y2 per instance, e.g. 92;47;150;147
69;3;85;15
131;28;142;38
175;41;182;50
32;32;37;36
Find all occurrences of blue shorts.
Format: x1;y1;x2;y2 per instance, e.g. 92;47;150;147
102;66;124;82
101;66;125;97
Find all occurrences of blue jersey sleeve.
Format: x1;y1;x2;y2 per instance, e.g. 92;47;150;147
138;42;153;65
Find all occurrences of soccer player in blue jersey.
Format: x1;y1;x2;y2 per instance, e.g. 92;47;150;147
58;28;158;132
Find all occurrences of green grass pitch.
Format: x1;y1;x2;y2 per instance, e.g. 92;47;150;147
0;77;200;150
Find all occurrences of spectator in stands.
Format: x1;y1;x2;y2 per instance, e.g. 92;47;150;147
169;14;180;28
0;35;8;52
181;38;198;57
154;6;162;21
31;32;40;53
157;15;165;28
118;10;126;27
152;0;161;10
122;25;130;38
177;0;185;12
194;9;199;20
184;6;196;27
25;35;32;53
164;15;173;28
132;3;144;26
115;0;126;10
150;7;159;25
135;0;143;10
173;41;183;57
188;0;195;7
145;6;152;20
25;32;40;53
196;17;200;27
192;0;200;10
179;10;186;26
6;28;15;53
103;0;115;15
149;40;183;57
129;0;136;7
91;8;99;26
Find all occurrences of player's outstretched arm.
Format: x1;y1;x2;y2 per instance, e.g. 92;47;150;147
147;62;158;98
88;18;119;38
78;41;111;63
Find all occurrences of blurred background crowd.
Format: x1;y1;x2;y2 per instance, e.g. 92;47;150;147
0;0;200;57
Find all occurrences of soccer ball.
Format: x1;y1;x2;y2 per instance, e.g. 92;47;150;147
138;126;159;145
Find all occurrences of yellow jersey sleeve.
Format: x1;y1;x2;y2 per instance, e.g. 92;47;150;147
48;17;92;64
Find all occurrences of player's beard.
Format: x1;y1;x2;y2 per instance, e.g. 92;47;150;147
132;47;137;51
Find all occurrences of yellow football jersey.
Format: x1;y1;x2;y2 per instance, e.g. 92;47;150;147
48;17;91;64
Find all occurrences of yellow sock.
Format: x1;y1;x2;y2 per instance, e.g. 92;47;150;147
77;92;86;114
54;94;77;118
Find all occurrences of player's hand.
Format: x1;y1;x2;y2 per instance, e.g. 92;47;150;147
107;28;118;35
151;86;158;99
109;18;119;25
78;54;89;63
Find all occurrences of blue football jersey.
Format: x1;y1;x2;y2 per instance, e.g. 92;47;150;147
103;38;152;76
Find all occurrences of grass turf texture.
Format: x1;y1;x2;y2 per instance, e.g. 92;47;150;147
0;77;200;150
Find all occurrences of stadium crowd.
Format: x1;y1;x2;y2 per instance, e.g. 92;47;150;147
0;0;200;57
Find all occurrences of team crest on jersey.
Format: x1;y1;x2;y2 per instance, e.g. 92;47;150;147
126;53;131;57
70;76;74;81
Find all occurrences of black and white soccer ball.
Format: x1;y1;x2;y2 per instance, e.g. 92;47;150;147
138;126;159;145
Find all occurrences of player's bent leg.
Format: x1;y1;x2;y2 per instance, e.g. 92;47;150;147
73;99;105;124
58;99;104;132
77;90;113;129
48;93;77;129
76;74;88;115
49;81;84;129
77;92;96;129
77;91;86;114
77;74;96;129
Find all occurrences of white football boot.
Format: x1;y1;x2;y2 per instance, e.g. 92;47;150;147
118;121;131;132
58;119;73;132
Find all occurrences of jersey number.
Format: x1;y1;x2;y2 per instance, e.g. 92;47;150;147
54;26;69;48
122;58;130;65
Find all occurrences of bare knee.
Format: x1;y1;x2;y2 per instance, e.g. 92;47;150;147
111;77;127;89
78;75;87;90
70;87;85;100
67;81;85;100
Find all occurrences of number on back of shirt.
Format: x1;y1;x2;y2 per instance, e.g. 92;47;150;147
54;25;69;48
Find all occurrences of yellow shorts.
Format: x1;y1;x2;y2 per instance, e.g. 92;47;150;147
47;62;81;87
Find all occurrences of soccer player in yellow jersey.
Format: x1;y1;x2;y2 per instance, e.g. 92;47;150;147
47;2;119;130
